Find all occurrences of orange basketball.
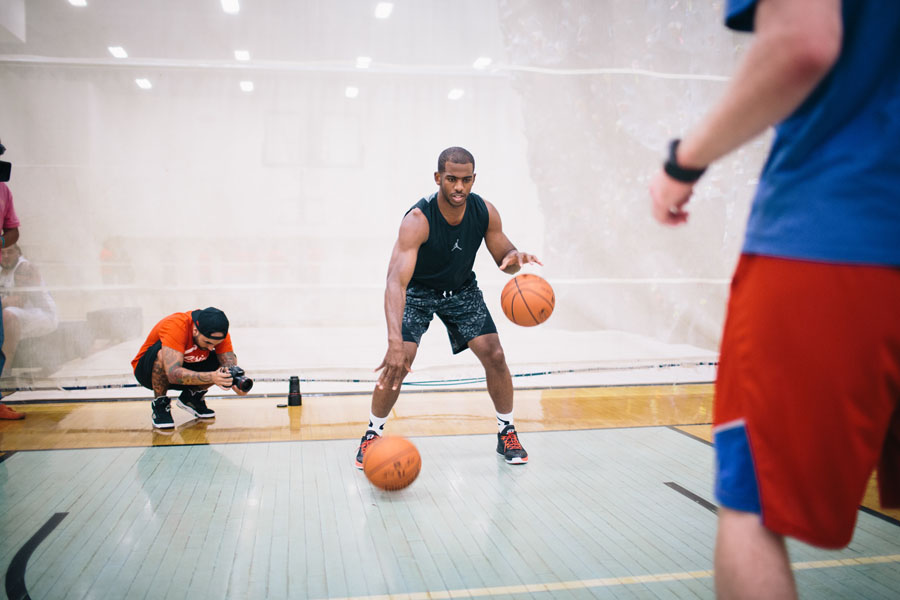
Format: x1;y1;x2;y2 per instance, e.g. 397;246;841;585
501;273;555;326
363;436;422;491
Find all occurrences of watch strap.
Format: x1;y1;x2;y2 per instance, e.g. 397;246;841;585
664;139;707;183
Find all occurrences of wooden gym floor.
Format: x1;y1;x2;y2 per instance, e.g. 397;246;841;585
1;384;898;599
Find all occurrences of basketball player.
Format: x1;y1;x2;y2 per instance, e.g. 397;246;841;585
132;307;250;429
649;1;899;598
355;147;541;467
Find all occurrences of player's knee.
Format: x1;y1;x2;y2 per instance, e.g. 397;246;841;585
482;344;507;369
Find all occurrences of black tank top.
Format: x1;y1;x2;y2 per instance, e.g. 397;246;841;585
407;192;489;291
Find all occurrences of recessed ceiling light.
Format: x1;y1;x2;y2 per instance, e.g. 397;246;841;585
448;89;465;100
345;86;359;98
240;81;254;92
355;56;372;69
234;50;250;61
108;46;128;59
221;0;240;15
68;0;87;6
472;56;492;70
374;3;393;19
135;78;152;90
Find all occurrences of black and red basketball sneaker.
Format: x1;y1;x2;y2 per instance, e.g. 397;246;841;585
355;430;380;469
497;424;528;464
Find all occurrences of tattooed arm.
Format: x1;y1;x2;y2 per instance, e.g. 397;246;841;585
216;351;238;369
217;351;250;396
161;346;233;388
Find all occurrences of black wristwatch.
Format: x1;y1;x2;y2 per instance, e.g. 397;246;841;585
664;139;707;183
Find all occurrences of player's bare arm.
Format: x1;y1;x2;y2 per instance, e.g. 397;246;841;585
484;201;542;274
161;345;231;388
376;209;428;391
650;0;841;225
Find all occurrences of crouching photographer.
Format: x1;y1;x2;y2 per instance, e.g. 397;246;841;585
131;307;252;430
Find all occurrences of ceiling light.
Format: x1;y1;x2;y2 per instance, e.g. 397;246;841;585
448;89;465;100
374;3;393;19
345;86;359;99
68;0;87;6
221;0;240;15
135;78;152;90
355;56;372;69
472;56;492;70
240;81;254;92
108;46;128;59
234;50;250;61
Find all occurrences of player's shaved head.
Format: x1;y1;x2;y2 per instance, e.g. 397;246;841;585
437;147;474;173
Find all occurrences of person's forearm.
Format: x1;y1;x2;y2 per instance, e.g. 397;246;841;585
217;351;238;368
168;367;217;385
384;281;407;346
2;228;19;248
500;249;521;275
678;0;841;169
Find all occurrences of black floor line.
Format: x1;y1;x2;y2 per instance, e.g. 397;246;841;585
667;427;900;528
5;512;68;600
859;505;900;529
665;481;719;514
667;425;713;446
0;450;17;464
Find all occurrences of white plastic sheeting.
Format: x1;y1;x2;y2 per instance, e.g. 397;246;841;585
0;1;765;392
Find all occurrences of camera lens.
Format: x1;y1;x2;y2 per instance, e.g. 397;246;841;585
234;375;253;392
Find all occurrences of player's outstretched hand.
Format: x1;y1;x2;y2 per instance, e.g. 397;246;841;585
499;250;543;272
213;367;234;390
375;345;412;391
649;170;694;225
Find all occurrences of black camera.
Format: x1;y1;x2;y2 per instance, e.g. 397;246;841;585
0;142;9;183
227;365;253;392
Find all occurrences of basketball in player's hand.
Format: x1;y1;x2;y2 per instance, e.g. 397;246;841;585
501;274;555;327
363;436;422;491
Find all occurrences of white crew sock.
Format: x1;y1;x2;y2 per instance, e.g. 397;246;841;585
368;412;387;436
496;410;514;432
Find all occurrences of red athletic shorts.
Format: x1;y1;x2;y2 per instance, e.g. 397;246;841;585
714;255;900;549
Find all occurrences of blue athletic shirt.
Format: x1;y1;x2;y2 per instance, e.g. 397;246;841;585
726;0;900;266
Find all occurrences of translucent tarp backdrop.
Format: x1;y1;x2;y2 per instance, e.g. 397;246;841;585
0;0;766;393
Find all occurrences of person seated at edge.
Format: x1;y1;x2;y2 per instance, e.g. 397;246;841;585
0;243;60;369
131;307;249;429
355;146;542;468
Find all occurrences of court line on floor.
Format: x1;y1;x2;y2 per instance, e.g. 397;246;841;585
668;426;900;529
664;481;718;514
859;506;900;528
0;423;715;453
5;512;68;600
318;554;900;600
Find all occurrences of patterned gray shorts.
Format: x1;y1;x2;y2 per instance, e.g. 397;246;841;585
402;279;497;354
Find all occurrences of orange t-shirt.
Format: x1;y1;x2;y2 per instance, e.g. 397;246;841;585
131;310;234;369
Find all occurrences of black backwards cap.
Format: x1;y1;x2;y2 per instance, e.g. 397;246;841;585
192;307;229;339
